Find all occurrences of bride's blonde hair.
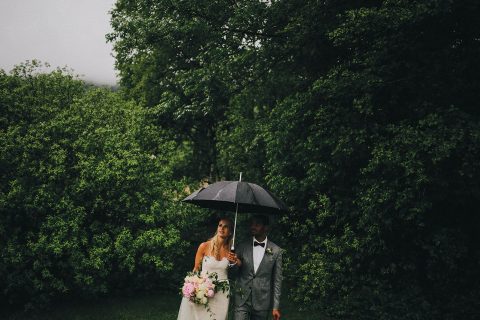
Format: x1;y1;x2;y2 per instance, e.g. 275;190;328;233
207;217;233;258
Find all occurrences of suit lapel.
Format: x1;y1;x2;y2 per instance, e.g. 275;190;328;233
256;244;271;274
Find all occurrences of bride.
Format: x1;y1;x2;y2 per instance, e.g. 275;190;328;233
177;217;240;320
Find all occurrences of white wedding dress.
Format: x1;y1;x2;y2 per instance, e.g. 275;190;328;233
177;255;230;320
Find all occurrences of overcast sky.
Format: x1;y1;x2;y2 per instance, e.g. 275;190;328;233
0;0;118;85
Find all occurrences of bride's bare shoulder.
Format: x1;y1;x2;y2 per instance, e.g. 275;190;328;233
198;241;210;252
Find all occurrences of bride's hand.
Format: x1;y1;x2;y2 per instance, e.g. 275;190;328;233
227;252;241;266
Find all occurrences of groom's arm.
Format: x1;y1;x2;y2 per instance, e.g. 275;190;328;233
272;249;283;310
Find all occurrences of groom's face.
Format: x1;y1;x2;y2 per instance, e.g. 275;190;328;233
250;219;267;237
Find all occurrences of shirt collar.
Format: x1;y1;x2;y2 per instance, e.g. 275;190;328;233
253;237;268;246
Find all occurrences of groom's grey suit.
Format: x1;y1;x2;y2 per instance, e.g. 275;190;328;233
232;239;283;320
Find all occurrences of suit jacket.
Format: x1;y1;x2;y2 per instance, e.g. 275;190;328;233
232;239;283;311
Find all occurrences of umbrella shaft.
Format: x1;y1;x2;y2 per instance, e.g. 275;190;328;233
231;202;239;251
231;172;242;251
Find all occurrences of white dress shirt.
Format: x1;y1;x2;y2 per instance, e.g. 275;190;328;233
252;237;267;273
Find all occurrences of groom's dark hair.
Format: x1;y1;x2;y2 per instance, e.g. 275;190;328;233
251;214;269;226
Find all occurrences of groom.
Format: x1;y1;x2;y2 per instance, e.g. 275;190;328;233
228;214;283;320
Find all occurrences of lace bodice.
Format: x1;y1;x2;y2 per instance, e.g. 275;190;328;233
201;256;229;280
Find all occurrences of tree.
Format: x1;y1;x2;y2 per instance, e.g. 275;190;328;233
0;62;207;310
264;1;480;319
108;0;298;180
108;1;480;319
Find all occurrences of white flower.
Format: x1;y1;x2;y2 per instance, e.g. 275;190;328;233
199;283;208;292
196;289;205;300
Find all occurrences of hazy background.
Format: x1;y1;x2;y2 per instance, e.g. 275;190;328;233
0;0;118;85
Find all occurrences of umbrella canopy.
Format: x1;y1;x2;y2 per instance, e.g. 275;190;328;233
182;177;287;250
182;180;288;214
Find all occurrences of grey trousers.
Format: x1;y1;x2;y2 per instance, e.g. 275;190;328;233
233;294;269;320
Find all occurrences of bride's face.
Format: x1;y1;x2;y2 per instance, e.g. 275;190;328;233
217;219;232;239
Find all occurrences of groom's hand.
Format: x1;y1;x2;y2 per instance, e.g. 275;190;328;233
272;309;281;320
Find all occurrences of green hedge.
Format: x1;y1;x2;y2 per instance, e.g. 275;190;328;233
0;63;209;311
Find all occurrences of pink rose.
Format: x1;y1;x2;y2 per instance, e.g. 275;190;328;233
182;283;195;297
207;289;215;298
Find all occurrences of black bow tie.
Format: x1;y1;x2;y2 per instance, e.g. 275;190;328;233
254;241;265;247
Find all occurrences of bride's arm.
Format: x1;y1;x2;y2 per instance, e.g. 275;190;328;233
193;242;208;272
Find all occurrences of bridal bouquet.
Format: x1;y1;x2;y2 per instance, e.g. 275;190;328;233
181;271;228;306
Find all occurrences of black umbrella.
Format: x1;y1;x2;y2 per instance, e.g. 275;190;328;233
182;173;287;250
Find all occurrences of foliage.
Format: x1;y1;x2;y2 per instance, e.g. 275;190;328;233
263;1;480;319
107;0;287;180
0;62;210;310
109;0;480;319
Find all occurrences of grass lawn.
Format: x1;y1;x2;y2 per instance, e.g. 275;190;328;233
4;291;328;320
